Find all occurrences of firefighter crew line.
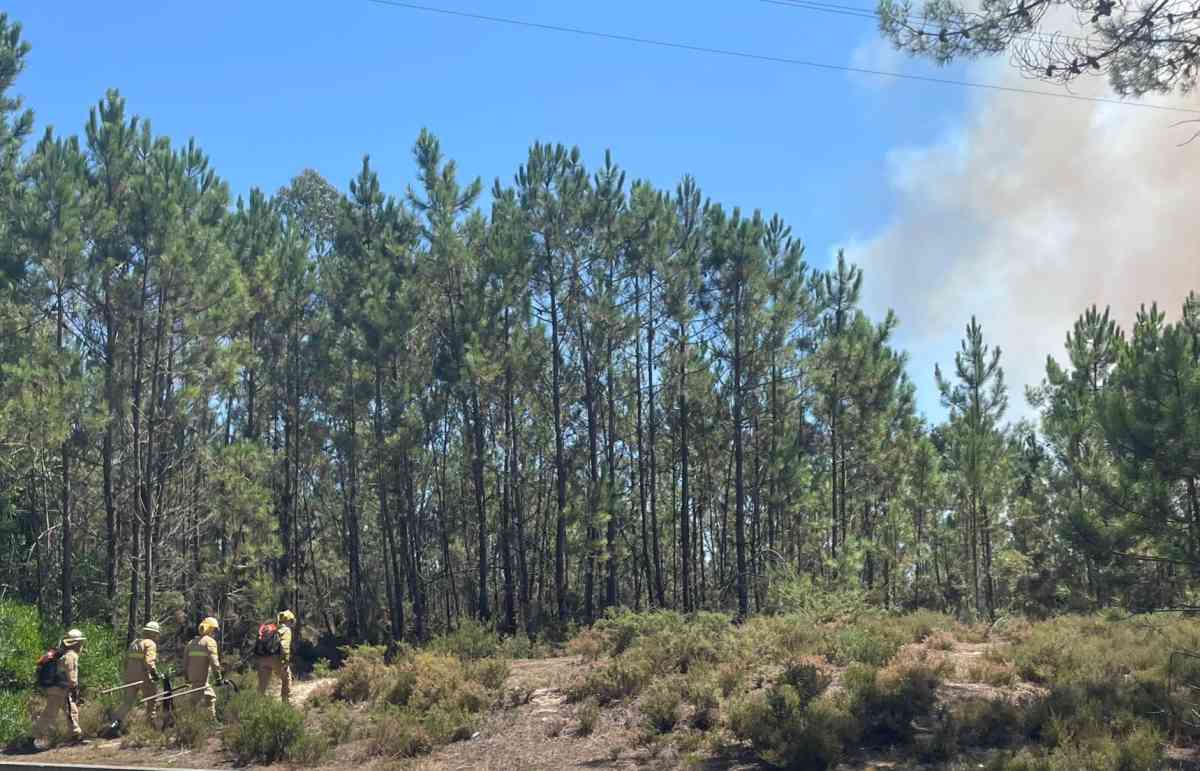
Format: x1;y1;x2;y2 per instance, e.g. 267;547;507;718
24;610;296;750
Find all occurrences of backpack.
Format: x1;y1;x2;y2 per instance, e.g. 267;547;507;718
35;648;62;688
254;623;282;657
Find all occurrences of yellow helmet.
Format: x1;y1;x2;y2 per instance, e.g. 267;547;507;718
198;617;220;636
62;629;87;647
277;610;296;625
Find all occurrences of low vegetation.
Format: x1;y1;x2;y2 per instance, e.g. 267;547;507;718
8;602;1200;770
562;607;1200;771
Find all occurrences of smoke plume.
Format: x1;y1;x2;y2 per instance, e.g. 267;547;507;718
847;48;1200;423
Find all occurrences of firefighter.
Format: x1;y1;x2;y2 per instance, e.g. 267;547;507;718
31;629;87;748
184;617;223;721
255;610;295;704
109;621;162;733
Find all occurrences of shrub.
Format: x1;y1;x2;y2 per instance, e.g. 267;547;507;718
683;675;719;731
421;704;478;744
569;656;651;705
824;621;906;667
318;702;355;745
728;691;853;771
466;657;510;690
952;699;1026;748
716;662;744;698
78;694;119;737
170;704;215;751
845;650;944;746
995;724;1162;771
567;628;605;662
0;600;41;691
332;654;385;703
311;657;333;679
221;691;306;764
780;658;833;703
369;709;431;759
429;619;501;661
576;698;600;737
286;732;332;766
0;690;29;748
640;676;684;734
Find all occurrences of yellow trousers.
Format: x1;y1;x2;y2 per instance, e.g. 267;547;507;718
32;687;81;739
113;677;158;724
256;656;292;703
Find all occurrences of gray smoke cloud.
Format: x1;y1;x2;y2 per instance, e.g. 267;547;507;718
844;48;1200;424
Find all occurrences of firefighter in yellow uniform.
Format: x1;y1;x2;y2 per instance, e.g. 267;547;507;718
111;621;162;732
256;610;295;704
32;629;87;748
184;617;223;720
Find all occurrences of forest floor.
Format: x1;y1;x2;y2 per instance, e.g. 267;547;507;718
10;629;1200;771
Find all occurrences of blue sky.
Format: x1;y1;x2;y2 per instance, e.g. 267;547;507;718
8;0;988;421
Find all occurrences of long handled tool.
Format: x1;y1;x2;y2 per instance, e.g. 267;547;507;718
99;680;145;695
140;679;235;705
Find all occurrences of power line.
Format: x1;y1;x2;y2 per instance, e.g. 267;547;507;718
759;0;1094;48
366;0;1200;115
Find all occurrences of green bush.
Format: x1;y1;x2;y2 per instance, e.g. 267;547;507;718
221;691;306;764
332;654;385;703
824;621;906;667
576;698;600;736
569;656;651;705
0;689;30;747
844;651;944;746
683;674;718;731
994;725;1162;771
466;656;510;690
729;691;852;770
286;733;332;766
369;708;431;759
0;599;41;691
318;702;355;745
640;676;684;733
170;704;215;751
430;619;501;661
421;703;478;744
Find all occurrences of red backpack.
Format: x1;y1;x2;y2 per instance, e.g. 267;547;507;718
35;648;63;687
254;623;282;657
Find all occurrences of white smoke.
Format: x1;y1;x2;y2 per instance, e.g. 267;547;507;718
845;43;1200;424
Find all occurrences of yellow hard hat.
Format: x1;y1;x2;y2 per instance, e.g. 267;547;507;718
277;610;296;624
198;617;220;636
62;629;87;647
142;621;161;636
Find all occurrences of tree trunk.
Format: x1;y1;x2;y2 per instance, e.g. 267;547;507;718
734;283;749;620
549;273;568;625
679;326;691;613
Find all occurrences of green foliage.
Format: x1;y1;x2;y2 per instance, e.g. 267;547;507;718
221;690;306;764
0;689;28;747
729;691;852;771
332;652;387;703
317;702;355;745
0;599;40;690
170;705;214;751
576;697;599;736
823;619;906;666
429;619;502;661
844;650;944;745
568;656;652;705
285;733;332;766
368;708;431;759
639;675;684;734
